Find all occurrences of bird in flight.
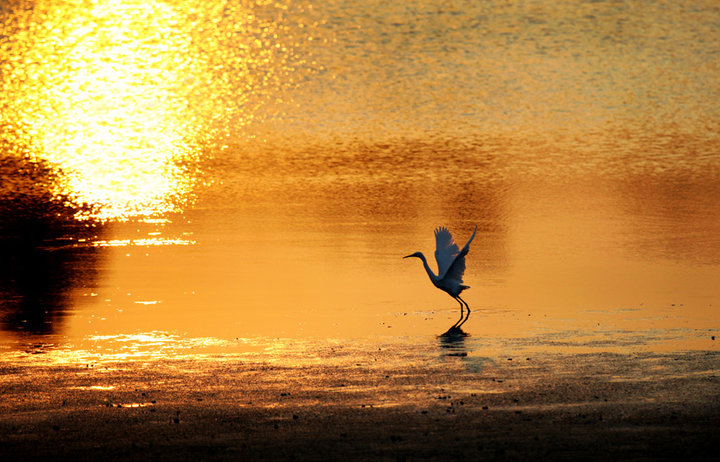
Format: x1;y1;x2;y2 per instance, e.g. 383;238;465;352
404;226;477;317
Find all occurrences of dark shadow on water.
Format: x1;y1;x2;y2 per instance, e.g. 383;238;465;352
438;310;471;358
0;154;104;337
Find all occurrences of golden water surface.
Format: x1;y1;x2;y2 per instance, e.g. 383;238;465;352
1;0;719;364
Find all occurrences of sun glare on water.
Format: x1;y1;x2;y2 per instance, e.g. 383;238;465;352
2;0;227;220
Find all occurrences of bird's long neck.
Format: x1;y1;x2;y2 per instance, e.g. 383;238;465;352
416;253;439;283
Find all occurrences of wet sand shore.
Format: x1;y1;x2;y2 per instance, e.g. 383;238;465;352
2;350;719;461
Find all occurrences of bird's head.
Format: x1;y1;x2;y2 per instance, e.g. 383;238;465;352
403;252;423;259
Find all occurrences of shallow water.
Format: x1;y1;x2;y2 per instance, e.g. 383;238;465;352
1;0;719;372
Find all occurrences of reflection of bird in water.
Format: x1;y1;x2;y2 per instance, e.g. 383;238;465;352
404;226;477;329
438;325;469;357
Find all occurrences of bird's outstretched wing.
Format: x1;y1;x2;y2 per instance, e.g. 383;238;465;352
439;226;477;282
434;226;459;279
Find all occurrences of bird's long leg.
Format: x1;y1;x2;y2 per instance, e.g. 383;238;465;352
450;296;465;329
454;296;471;329
456;306;470;329
457;296;471;313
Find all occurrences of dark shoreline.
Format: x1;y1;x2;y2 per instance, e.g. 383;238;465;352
2;351;719;461
4;401;718;461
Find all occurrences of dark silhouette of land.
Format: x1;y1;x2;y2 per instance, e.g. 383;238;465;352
0;155;102;336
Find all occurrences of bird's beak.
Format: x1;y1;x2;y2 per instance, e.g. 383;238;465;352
403;254;413;259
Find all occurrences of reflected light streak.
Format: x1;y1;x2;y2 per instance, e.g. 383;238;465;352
69;385;116;390
68;332;244;362
92;237;196;247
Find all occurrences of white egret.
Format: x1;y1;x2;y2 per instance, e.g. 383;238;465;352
404;226;477;315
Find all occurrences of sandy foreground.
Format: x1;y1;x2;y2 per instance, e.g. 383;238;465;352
1;346;719;461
